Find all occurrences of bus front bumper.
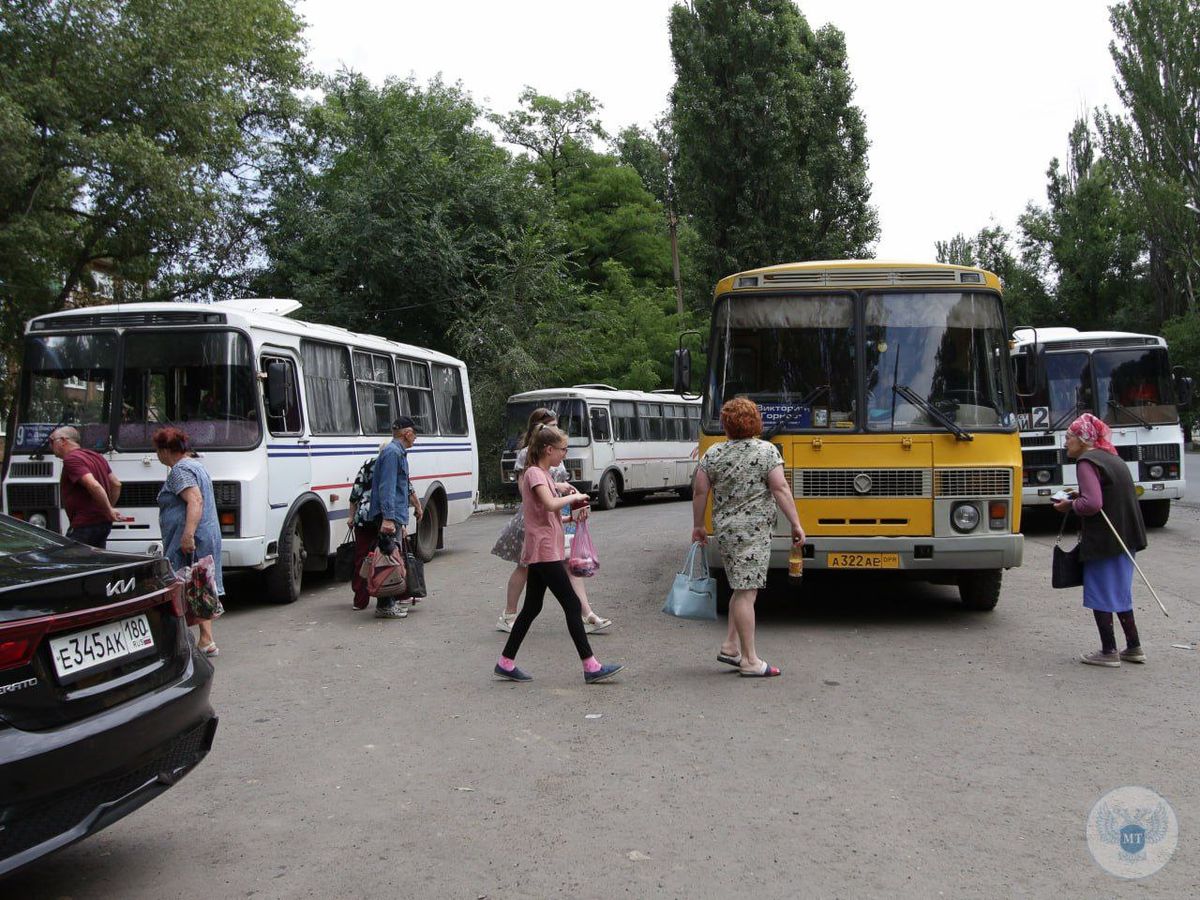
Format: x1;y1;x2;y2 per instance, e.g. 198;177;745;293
104;536;267;570
705;534;1024;572
1023;484;1184;505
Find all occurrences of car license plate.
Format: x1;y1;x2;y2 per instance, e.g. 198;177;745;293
49;614;155;683
826;552;900;569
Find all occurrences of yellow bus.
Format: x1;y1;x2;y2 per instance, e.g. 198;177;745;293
675;260;1024;611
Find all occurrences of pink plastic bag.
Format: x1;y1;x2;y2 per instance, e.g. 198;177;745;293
568;517;599;577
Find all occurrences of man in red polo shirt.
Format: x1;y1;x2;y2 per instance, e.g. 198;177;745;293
50;426;122;548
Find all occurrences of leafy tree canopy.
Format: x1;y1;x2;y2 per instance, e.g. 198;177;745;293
668;0;878;293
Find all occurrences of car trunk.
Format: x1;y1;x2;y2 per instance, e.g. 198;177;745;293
0;551;189;731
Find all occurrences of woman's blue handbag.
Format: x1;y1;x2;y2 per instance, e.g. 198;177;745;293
662;542;718;620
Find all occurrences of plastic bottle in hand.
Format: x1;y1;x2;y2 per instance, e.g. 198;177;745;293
788;544;804;584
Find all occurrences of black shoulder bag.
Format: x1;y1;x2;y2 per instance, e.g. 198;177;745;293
1051;510;1083;589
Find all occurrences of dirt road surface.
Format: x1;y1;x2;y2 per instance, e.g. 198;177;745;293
10;496;1199;897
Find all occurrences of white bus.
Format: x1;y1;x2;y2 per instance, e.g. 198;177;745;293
501;385;701;509
2;298;478;601
1011;327;1192;527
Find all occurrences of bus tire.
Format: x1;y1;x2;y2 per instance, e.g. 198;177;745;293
677;482;694;501
266;514;306;604
414;494;440;562
958;569;1001;611
1140;498;1170;528
595;471;620;510
714;567;732;616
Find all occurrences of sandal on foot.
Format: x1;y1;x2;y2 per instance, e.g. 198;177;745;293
739;660;780;677
198;642;220;657
717;652;742;667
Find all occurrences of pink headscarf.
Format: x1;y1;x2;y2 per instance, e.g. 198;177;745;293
1067;412;1117;455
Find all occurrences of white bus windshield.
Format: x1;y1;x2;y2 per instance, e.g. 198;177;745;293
117;331;261;450
16;333;117;452
1094;347;1177;425
503;399;588;450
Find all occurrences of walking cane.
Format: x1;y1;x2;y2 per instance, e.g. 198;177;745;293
1099;509;1169;617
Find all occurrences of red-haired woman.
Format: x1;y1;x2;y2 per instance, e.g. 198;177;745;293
691;398;804;677
154;427;225;656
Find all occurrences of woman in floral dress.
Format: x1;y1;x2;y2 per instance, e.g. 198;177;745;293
691;398;805;677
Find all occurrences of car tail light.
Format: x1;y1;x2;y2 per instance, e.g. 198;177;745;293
0;621;51;672
168;582;186;618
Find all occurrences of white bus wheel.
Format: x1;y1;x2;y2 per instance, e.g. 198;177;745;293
266;516;305;604
414;498;440;563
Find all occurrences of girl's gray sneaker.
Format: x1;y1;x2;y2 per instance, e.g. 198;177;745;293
1080;650;1120;667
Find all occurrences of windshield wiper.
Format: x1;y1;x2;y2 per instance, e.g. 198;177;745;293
1107;398;1153;430
893;385;974;441
765;385;830;438
1046;401;1083;433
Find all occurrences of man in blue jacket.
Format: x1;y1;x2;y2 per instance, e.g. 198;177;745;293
367;416;423;618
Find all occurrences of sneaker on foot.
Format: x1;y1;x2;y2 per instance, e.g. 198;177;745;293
1120;645;1146;664
496;612;517;633
494;663;532;682
1080;649;1120;667
585;662;624;684
375;602;408;619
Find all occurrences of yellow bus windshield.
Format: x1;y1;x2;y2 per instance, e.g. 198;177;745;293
706;291;1016;435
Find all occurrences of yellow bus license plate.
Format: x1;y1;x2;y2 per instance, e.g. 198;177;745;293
826;552;900;569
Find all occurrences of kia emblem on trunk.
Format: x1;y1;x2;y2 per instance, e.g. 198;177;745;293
106;577;136;597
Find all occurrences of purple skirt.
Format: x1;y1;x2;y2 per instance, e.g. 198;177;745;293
1082;552;1134;613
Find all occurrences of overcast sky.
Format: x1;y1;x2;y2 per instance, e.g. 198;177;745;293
297;0;1123;262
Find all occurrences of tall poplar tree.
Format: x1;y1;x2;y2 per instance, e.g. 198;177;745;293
1097;0;1200;321
668;0;878;297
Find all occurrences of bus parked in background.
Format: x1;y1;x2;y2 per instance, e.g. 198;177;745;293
1011;327;1192;527
675;260;1024;612
2;298;478;602
501;386;701;509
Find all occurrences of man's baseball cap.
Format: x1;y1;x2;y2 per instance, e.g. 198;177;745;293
391;416;417;432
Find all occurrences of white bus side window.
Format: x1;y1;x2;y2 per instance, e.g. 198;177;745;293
353;351;398;434
301;341;359;435
611;401;637;441
590;407;611;441
432;364;468;435
395;357;437;434
686;404;700;440
638;402;665;440
263;356;303;435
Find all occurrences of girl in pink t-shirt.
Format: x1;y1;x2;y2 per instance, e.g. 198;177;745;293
494;425;624;684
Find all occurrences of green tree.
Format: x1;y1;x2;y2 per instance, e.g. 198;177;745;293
668;0;878;293
557;149;672;289
257;73;572;354
935;225;1052;328
614;123;671;205
1019;119;1149;331
488;88;608;196
0;0;306;412
1097;0;1200;320
256;74;583;497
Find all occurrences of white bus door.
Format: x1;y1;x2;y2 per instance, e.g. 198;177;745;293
261;353;312;508
588;405;616;481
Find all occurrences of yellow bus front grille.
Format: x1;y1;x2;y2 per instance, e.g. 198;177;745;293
792;468;931;498
934;468;1013;497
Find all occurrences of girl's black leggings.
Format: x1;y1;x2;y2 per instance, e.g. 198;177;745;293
502;560;593;661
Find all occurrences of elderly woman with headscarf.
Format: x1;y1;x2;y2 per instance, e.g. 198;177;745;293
1052;413;1147;667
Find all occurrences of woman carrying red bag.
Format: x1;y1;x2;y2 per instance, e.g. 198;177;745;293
494;425;624;684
